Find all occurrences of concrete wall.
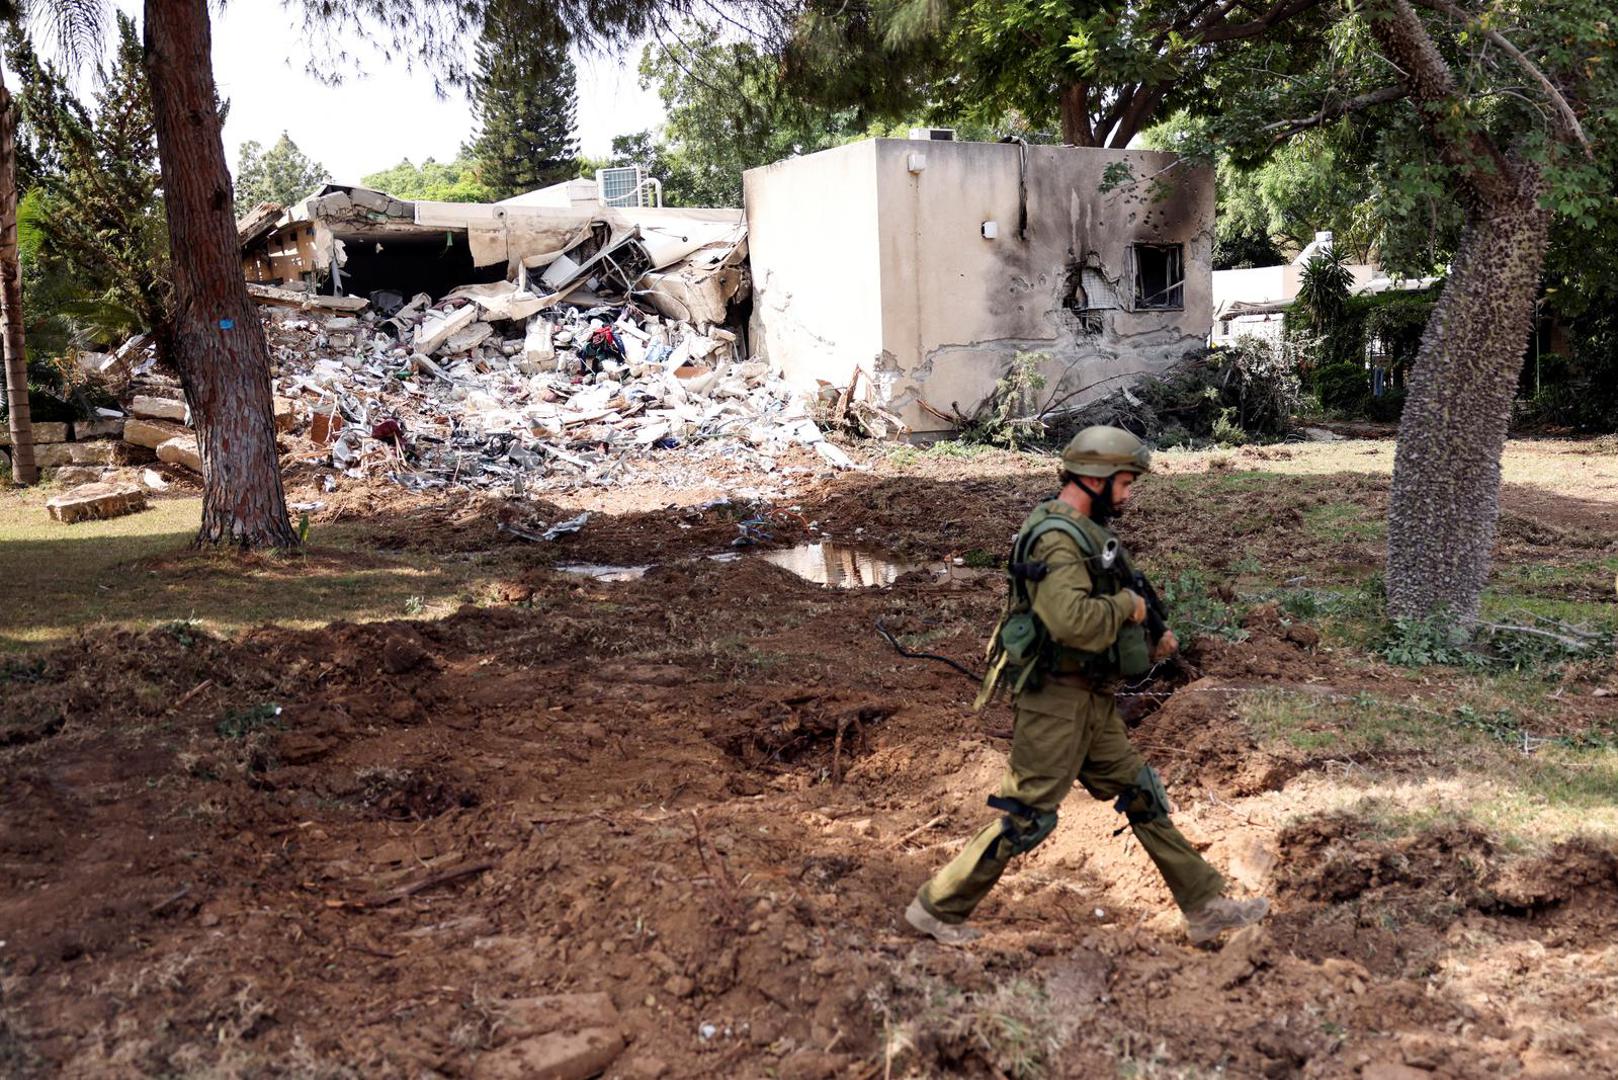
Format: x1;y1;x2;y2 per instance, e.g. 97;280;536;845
746;138;1214;434
869;140;1213;430
743;142;886;395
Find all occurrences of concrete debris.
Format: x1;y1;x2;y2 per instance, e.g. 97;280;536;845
46;481;147;524
259;282;861;496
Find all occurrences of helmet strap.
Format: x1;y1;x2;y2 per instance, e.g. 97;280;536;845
1079;475;1117;526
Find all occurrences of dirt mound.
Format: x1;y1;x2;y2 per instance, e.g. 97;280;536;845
1277;813;1497;906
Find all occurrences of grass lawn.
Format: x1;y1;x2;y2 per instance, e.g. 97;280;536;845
0;489;513;652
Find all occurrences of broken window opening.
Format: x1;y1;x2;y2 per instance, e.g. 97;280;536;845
1064;259;1118;336
1132;243;1184;310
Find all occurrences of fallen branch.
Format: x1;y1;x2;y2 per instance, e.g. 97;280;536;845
357;859;495;909
885;814;948;850
1478;621;1597;651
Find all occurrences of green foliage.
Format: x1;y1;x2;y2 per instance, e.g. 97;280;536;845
464;6;578;200
1312;362;1371;413
955;352;1049;449
625;27;872;208
361;156;492;203
1377;617;1480;668
234;132;330;211
9;15;169;364
1056;343;1301;448
1378;614;1613;672
1160;570;1246;641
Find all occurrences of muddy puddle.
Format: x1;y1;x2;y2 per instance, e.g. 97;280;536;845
558;543;987;589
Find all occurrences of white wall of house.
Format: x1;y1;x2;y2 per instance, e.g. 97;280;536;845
746;139;1215;434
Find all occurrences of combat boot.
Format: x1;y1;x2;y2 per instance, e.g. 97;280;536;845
904;897;983;946
1184;895;1270;945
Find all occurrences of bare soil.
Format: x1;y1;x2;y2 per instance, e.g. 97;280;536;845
3;438;1616;1078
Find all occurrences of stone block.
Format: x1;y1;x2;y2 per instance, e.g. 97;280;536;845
45;466;106;486
0;421;69;445
125;418;188;450
46;481;147;524
68;441;121;466
75;418;126;441
33;443;77;468
131;395;188;423
157;436;203;473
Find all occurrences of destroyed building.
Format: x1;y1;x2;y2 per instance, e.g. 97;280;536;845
238;181;747;328
743;139;1215;433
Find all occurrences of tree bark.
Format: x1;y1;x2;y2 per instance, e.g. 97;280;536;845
1385;189;1551;622
0;65;38;486
143;0;297;547
1366;0;1553;622
1059;82;1098;147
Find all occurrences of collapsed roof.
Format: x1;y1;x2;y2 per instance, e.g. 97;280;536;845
236;183;749;327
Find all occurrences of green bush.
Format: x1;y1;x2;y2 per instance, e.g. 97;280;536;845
1312;362;1370;412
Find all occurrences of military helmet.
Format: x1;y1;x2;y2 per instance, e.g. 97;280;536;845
1060;426;1152;478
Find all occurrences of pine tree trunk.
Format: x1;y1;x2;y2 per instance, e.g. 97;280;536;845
0;69;38;487
1385;186;1551;622
143;0;296;547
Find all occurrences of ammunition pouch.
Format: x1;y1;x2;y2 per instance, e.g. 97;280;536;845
1115;623;1153;678
975;503;1146;710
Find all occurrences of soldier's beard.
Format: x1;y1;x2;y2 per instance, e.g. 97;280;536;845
1085;476;1119;526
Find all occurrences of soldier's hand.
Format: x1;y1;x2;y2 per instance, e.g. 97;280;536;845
1127;590;1148;625
1152;629;1180;660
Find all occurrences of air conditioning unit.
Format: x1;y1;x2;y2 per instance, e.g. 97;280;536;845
596;166;662;208
908;127;957;142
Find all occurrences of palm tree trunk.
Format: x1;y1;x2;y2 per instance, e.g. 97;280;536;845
0;65;38;486
143;0;296;546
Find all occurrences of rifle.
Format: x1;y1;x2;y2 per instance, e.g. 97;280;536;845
1130;568;1171;648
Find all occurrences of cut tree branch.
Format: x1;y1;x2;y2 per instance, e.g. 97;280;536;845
1409;0;1593;157
1262;84;1408;139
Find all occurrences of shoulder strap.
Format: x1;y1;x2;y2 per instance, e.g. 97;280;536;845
1016;508;1098;564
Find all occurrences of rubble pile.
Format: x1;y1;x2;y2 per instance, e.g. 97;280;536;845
263;281;858;496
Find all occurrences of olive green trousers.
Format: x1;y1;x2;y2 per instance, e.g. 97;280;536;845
918;683;1225;923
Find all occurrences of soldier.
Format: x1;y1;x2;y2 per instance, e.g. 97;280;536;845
905;426;1270;946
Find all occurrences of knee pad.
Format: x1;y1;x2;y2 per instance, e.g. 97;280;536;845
987;794;1059;856
1112;765;1171;827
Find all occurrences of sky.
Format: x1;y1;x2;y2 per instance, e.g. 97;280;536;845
74;2;668;185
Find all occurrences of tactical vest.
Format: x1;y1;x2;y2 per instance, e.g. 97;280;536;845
973;501;1151;710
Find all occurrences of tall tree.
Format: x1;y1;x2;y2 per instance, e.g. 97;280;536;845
1358;0;1605;622
0;0;104;485
466;6;579;200
144;0;297;545
624;26;872;206
234;131;329;211
0;35;35;483
11;14;169;344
